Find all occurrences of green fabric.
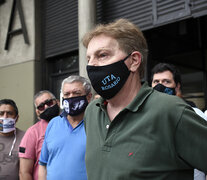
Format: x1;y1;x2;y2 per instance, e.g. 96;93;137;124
84;82;207;180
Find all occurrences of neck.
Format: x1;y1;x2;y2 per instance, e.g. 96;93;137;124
107;73;142;121
67;113;84;128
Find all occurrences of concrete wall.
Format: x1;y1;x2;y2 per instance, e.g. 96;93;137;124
0;0;35;65
0;0;37;131
78;0;96;78
0;61;35;130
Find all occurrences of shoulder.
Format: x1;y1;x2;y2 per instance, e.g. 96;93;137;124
23;120;44;134
48;115;63;125
85;99;102;116
146;89;194;122
87;99;99;109
150;89;186;107
45;115;63;132
16;128;25;138
134;82;185;111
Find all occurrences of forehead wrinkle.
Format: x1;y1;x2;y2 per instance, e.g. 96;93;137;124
35;94;52;107
87;47;113;58
87;35;119;55
63;83;84;93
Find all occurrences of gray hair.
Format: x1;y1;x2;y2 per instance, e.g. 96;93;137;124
34;90;56;107
61;75;91;95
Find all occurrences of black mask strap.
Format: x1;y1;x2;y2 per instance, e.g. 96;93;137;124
122;53;132;62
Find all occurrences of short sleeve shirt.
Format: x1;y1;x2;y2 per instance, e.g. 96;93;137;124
19;119;48;180
0;128;25;180
84;82;207;180
39;114;87;180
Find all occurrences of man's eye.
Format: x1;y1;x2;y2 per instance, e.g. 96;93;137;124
7;112;13;115
164;80;170;84
74;92;81;95
64;93;69;96
99;53;107;58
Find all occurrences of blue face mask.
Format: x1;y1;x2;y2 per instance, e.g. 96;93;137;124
86;54;131;99
153;83;176;95
62;95;88;116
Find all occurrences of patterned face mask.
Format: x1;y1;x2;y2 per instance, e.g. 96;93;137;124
153;83;176;95
62;95;88;116
0;117;16;133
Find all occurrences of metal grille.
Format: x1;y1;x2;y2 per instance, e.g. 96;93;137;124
44;0;78;58
96;0;153;30
97;0;207;30
153;0;191;26
191;0;207;17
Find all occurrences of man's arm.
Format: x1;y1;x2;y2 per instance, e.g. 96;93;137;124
175;106;207;171
19;158;34;180
38;164;47;180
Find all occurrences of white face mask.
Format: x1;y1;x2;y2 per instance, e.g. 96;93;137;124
0;117;16;133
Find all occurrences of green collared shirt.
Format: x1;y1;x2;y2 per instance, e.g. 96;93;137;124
84;82;207;180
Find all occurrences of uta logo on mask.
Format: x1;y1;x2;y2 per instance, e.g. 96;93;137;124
101;74;120;91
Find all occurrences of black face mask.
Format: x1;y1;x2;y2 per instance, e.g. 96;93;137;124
153;83;176;95
86;54;131;99
62;95;88;116
39;103;60;122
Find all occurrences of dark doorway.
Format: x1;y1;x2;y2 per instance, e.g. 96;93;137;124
145;16;207;110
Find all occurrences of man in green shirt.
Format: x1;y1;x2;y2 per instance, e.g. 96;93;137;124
83;18;207;180
151;62;207;180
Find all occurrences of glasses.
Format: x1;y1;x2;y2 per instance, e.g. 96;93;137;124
36;99;55;111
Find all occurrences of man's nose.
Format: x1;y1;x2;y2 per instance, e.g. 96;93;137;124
44;104;50;109
64;94;73;99
3;112;9;118
88;57;97;66
67;94;75;98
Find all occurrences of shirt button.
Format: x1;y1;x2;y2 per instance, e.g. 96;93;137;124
106;125;109;129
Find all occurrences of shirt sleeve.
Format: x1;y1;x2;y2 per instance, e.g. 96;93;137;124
19;127;36;159
175;106;207;173
39;127;49;166
194;169;206;180
193;107;207;121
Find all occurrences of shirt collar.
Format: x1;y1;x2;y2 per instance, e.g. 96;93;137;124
60;110;67;118
125;82;153;112
61;110;84;129
96;82;153;112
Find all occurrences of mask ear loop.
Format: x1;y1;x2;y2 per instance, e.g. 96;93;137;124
9;129;16;156
8;116;17;156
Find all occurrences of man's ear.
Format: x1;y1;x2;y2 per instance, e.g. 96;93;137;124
175;83;182;97
56;99;60;107
15;115;19;123
87;93;93;103
36;108;40;117
128;51;142;72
